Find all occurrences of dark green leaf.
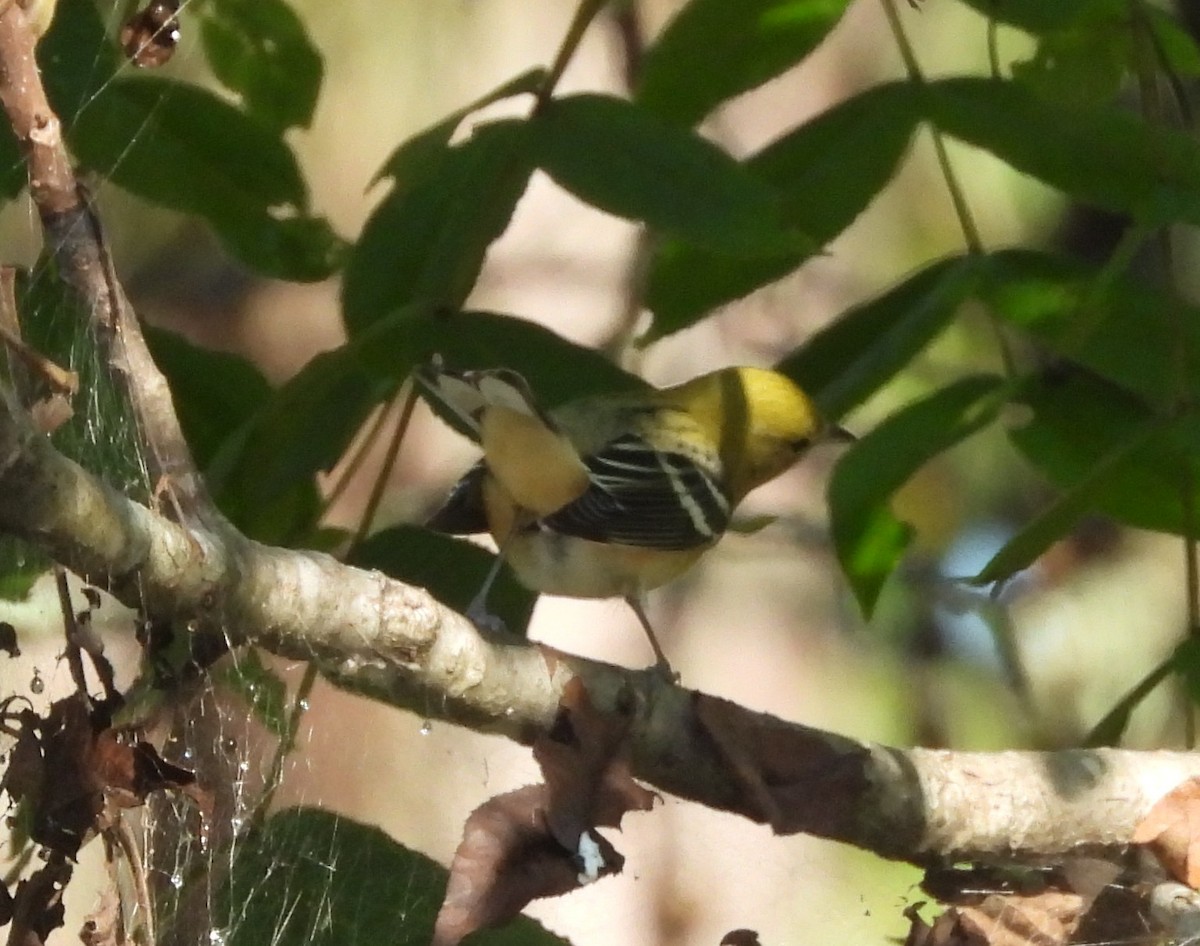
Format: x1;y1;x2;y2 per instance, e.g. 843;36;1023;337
377;68;546;187
922;77;1200;226
1174;637;1200;708
779;254;983;419
954;0;1123;34
1083;650;1174;747
637;0;851;126
214;647;289;737
343;120;535;336
349;527;537;636
39;0;120;121
532;94;809;256
206;344;392;540
1008;369;1200;536
979;249;1200;408
0;537;48;602
356;306;645;409
973;412;1160;584
1011;14;1129;106
67;78;343;281
214;808;568;946
201;0;324;131
144;328;271;470
644;81;919;339
829;375;1006;615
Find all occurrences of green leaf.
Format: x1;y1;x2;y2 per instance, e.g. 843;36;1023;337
39;0;121;121
1011;14;1129;106
637;0;851;126
1008;369;1200;536
214;647;289;738
644;81;920;339
978;249;1200;408
213;808;569;946
206;343;393;541
201;0;324;131
954;0;1123;34
342;120;535;336
67;77;343;281
779;254;983;419
532;94;809;257
377;68;546;188
973;412;1160;585
1083;650;1175;747
0;537;48;602
349;527;537;636
356;306;645;409
922;77;1200;226
144;328;271;470
209;305;638;543
829;375;1006;615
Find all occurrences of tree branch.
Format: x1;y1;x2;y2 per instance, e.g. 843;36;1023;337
0;0;1196;877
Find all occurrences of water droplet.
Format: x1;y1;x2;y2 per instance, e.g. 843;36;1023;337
298;698;310;711
170;872;184;890
237;760;249;774
29;669;43;694
208;928;227;946
419;720;432;736
221;737;238;753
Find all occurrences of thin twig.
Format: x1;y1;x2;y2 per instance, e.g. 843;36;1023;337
535;0;609;110
109;814;156;946
350;382;420;549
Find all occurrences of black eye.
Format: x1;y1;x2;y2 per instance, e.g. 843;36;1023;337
788;437;811;453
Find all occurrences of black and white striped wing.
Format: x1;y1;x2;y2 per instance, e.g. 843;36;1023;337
542;434;730;550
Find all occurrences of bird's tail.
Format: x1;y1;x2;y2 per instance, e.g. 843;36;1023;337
413;360;558;444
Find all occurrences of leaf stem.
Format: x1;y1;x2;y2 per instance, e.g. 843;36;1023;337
880;0;1011;378
350;382;421;551
536;0;609;110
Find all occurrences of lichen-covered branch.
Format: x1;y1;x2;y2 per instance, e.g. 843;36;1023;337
0;0;1196;876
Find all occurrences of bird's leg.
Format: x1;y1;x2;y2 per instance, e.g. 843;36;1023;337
625;596;677;682
465;546;510;634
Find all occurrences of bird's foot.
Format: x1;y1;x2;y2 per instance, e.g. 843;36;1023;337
465;597;508;635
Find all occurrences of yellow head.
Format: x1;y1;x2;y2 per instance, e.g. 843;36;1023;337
669;366;826;503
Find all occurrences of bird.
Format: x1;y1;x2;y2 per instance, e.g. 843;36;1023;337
417;361;849;676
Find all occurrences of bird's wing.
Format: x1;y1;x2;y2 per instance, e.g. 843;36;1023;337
426;461;489;535
542;433;731;550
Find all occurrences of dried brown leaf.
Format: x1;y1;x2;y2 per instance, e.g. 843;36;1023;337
433;679;652;946
694;692;869;834
1134;777;1200;887
433;784;623;946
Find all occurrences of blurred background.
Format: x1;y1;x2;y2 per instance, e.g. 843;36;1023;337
2;1;1192;944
